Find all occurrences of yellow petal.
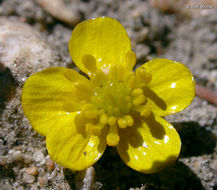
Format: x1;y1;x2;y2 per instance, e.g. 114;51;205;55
69;17;131;74
117;114;181;174
22;67;89;136
46;112;107;171
142;58;195;116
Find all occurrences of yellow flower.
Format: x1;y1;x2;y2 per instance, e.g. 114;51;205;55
22;17;195;174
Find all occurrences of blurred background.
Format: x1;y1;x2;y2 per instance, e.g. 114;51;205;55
0;0;217;189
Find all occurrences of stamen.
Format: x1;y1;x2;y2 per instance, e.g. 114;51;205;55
124;115;134;126
117;118;127;128
106;123;120;146
141;108;151;117
82;54;97;73
135;67;146;79
100;114;108;124
117;115;134;128
82;104;98;119
140;105;151;117
125;51;136;70
108;116;116;126
85;123;104;136
135;67;152;84
132;95;146;105
131;88;143;97
132;104;151;118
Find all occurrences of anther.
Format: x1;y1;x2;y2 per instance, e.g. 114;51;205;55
124;115;134;126
132;95;146;106
108;116;116;126
135;67;146;79
131;88;143;97
100;114;108;124
82;104;98;119
106;124;120;146
117;118;127;128
140;105;151;117
85;123;104;136
82;54;97;73
135;67;152;84
125;51;136;70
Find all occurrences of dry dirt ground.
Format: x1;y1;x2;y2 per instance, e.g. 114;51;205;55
0;0;217;189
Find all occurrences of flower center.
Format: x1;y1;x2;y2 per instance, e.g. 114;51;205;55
73;53;152;147
91;80;131;117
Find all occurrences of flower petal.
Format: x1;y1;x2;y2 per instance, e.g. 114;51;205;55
22;67;89;136
117;114;181;174
46;112;107;171
69;17;131;74
142;58;195;116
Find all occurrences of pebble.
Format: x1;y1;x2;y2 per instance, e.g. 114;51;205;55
75;166;96;190
45;159;55;172
35;0;81;26
25;166;38;176
0;184;13;190
210;159;217;171
11;150;23;161
23;173;35;184
33;150;44;162
0;17;61;84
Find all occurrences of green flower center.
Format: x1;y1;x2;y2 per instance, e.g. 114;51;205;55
91;80;131;117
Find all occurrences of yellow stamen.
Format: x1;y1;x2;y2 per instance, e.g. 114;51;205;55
82;54;97;73
117;118;127;128
141;105;152;117
135;67;152;84
85;123;104;136
106;124;120;146
132;95;146;105
82;104;98;119
124;115;134;126
135;67;146;79
100;114;108;124
131;88;143;97
108;116;116;126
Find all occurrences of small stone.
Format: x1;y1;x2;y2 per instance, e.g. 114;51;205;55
25;166;38;176
33;150;44;162
35;0;81;26
210;159;217;170
23;173;35;184
0;184;13;190
11;150;23;161
38;177;44;188
0;17;61;84
45;159;55;172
